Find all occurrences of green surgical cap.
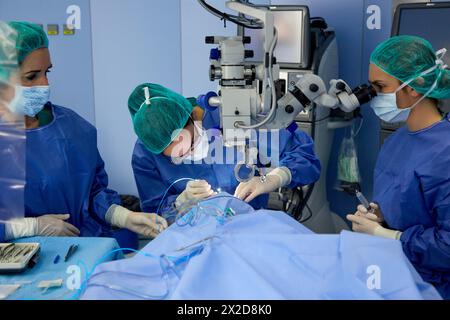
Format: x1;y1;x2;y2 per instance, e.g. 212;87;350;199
8;21;49;64
128;83;195;154
371;35;450;100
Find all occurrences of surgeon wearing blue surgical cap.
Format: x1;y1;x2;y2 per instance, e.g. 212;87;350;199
0;22;167;243
347;36;450;299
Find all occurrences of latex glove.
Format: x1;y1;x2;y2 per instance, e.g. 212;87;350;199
4;218;38;241
176;180;215;208
36;214;81;237
356;203;384;223
234;167;292;203
106;205;168;238
346;213;402;240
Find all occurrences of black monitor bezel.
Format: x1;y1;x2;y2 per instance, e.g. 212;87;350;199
242;5;311;69
392;1;450;36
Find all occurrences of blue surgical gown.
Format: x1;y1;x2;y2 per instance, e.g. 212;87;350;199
373;116;450;299
132;108;321;214
24;103;121;237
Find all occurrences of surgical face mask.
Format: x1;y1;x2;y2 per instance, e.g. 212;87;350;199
371;48;447;123
184;127;210;162
172;122;209;164
16;85;50;117
370;90;411;123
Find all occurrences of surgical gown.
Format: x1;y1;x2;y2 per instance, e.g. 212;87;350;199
132;108;321;214
24;103;121;237
373;116;450;299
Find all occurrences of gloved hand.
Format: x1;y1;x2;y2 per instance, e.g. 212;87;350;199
106;205;168;238
5;215;79;240
347;208;402;240
356;203;384;223
234;167;292;203
36;214;81;237
176;180;215;208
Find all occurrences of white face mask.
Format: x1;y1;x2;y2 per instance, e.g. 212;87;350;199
184;124;210;162
171;121;210;164
370;48;448;123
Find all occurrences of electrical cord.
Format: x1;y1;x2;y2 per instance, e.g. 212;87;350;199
237;28;279;129
156;178;195;216
197;0;264;29
73;245;208;300
299;203;314;224
162;194;252;227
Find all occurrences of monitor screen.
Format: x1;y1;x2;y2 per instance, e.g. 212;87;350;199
245;9;307;67
396;7;450;67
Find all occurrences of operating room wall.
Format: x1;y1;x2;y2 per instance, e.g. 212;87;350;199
90;0;182;195
180;0;271;98
0;0;182;196
0;0;96;124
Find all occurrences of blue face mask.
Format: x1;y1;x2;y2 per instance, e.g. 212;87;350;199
16;85;50;117
370;91;412;123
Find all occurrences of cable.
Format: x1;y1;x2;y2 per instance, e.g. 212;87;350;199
68;248;156;300
167;194;249;227
237;28;279;129
72;244;207;300
86;270;169;300
351;117;364;138
299;203;314;224
197;0;264;29
156;178;195;216
293;105;318;221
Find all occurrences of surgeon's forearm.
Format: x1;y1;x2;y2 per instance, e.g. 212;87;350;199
281;158;321;188
400;225;450;271
4;218;37;241
105;204;130;229
373;226;402;240
267;167;292;188
90;188;122;226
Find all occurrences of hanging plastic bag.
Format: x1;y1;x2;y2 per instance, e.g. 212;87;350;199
336;128;361;194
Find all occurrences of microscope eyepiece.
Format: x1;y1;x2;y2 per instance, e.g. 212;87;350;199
352;84;377;106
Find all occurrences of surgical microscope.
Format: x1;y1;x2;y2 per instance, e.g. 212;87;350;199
197;0;377;182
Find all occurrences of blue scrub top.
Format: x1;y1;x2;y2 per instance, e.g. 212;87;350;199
24;103;121;237
132;108;321;215
374;115;450;299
